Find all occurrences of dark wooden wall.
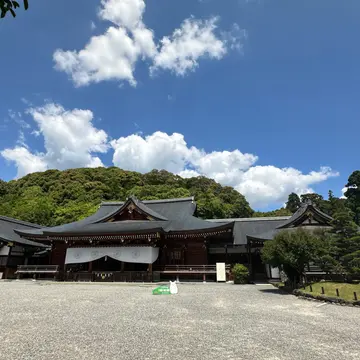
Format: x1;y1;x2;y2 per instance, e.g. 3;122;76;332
50;243;67;269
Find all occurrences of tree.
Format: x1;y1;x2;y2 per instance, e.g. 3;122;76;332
0;167;255;225
11;186;55;225
0;0;28;18
345;170;360;225
285;193;300;213
253;208;292;217
342;250;360;277
261;229;329;286
300;193;324;208
324;190;345;217
329;204;360;278
0;179;8;197
331;206;358;241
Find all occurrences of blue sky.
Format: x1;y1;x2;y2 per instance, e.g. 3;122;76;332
0;0;358;210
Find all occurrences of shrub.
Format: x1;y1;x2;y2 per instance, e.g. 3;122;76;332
232;264;249;284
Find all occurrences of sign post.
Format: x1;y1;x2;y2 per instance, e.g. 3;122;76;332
216;262;226;282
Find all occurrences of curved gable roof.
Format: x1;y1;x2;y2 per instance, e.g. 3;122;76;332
0;216;46;247
95;196;169;222
15;196;230;238
277;203;333;229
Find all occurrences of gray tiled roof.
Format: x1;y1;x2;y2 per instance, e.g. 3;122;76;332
277;203;333;229
246;203;334;242
0;216;47;247
15;197;233;238
208;217;290;245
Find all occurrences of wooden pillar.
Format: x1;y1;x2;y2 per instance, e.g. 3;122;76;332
88;261;93;272
225;245;228;264
120;261;125;272
63;264;67;281
247;241;253;281
148;263;153;282
5;245;13;280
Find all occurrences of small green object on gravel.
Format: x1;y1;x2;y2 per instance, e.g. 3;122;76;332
152;285;171;295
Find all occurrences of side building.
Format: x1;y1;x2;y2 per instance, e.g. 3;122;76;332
0;216;49;279
210;200;333;280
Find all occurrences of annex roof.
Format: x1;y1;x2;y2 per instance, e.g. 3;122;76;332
0;215;47;248
246;201;334;242
208;216;291;245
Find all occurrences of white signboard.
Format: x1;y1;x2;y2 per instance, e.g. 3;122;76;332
0;246;10;256
216;262;226;282
65;247;159;264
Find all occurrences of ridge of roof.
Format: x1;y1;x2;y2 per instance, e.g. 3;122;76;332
208;216;291;222
0;215;42;229
100;196;195;206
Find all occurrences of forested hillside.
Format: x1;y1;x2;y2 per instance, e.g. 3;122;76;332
1;167;359;227
0;167;254;226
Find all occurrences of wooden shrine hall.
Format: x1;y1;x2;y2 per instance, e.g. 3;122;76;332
15;196;235;282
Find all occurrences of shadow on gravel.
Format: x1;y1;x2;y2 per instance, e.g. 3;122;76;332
258;288;292;296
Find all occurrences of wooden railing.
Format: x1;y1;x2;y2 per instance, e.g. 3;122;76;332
15;265;59;280
65;271;154;283
155;265;231;274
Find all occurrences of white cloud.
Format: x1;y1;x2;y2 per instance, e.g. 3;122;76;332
16;130;27;148
235;166;338;208
221;23;248;51
1;103;108;178
90;21;96;31
150;17;226;76
111;132;192;174
341;187;348;199
1;147;47;178
99;0;145;29
110;131;338;208
53;0;243;86
1;103;338;208
8;109;31;129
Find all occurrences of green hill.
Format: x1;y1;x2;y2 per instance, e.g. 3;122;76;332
0;167;255;226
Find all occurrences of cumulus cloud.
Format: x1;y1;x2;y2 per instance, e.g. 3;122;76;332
1;103;108;178
110;131;338;208
1;147;47;178
235;166;338;208
150;17;226;76
1;109;338;208
53;0;243;86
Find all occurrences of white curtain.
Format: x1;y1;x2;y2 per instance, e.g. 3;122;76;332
65;247;159;265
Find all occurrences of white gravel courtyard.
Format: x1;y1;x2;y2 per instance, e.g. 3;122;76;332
0;281;359;360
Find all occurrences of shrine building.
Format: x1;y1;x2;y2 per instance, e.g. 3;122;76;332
14;196;235;282
1;196;334;282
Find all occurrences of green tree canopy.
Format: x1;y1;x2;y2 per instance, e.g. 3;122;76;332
0;167;254;225
261;228;330;285
285;193;301;213
300;193;324;207
0;0;28;18
345;170;360;224
253;208;291;218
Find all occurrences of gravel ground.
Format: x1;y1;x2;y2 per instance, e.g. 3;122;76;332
0;281;359;360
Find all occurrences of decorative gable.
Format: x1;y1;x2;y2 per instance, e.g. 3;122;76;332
277;202;333;229
101;196;168;223
107;205;152;222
